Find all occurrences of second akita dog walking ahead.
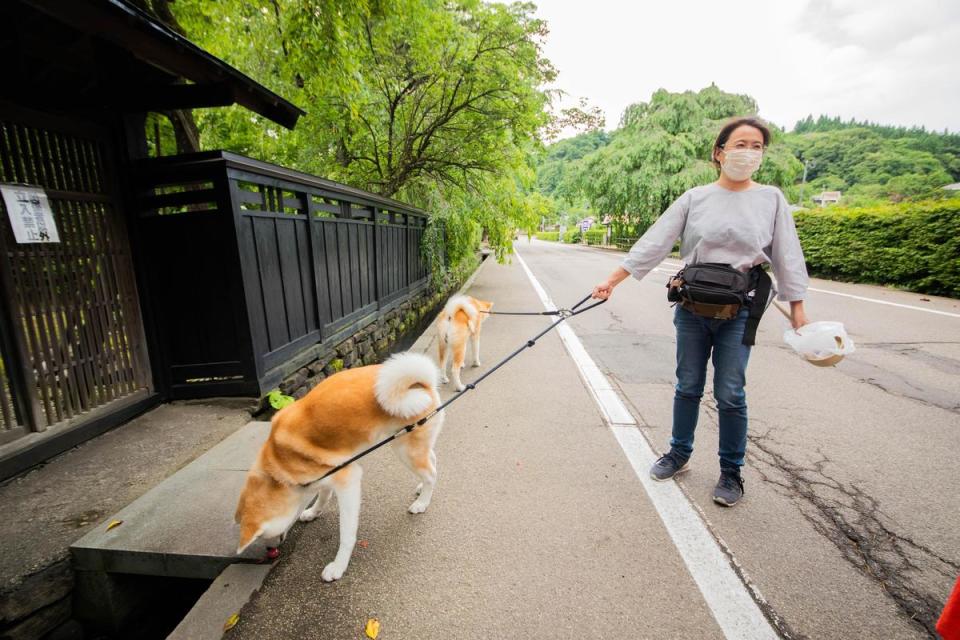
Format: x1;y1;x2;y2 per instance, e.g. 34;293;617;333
436;295;493;391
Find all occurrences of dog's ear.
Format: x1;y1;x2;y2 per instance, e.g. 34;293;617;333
235;473;265;553
479;299;493;311
236;520;264;555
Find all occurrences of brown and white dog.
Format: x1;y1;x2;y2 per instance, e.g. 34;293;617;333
436;295;493;391
234;352;444;582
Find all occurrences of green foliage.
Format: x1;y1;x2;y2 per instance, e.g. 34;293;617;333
562;229;580;243
785;128;955;203
535;231;559;241
794;114;960;179
329;358;344;373
583;228;607;245
794;200;960;298
267;389;295;410
172;0;560;269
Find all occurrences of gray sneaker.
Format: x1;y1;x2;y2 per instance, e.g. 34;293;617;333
713;468;744;506
650;450;690;481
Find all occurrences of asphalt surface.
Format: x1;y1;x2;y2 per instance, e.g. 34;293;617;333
231;239;959;639
517;238;959;639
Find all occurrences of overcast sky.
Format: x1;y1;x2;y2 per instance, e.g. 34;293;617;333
533;0;960;137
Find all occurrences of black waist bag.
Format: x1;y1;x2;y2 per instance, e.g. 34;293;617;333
666;262;772;346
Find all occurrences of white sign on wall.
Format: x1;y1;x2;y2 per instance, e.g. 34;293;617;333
0;184;60;243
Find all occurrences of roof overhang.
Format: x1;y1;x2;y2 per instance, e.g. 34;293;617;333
24;0;305;129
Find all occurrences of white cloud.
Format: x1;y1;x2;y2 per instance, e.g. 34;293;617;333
535;0;960;136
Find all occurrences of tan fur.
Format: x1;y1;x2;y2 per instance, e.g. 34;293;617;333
437;296;493;390
234;362;444;580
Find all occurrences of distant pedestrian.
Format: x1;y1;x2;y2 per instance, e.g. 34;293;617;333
591;117;810;507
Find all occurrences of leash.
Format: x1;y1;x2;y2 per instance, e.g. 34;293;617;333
298;292;606;487
479;309;564;316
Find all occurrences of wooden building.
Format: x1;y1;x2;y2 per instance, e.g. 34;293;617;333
0;0;432;480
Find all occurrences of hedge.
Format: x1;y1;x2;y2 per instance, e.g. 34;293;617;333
535;231;559;241
584;228;607;245
793;200;959;298
562;229;581;243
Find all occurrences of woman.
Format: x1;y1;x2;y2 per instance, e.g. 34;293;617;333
591;117;809;507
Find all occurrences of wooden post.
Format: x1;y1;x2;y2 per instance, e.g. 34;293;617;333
372;207;381;307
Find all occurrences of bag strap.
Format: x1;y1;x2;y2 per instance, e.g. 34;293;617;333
742;266;772;346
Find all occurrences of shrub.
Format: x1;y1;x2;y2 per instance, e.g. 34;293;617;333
584;227;608;245
794;200;960;298
535;231;559;241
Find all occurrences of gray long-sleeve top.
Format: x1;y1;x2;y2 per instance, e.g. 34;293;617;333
621;183;809;301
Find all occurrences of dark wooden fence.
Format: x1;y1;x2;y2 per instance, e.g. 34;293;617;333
0;109;151;439
133;151;432;398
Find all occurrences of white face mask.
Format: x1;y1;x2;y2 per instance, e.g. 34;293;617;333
720;149;763;181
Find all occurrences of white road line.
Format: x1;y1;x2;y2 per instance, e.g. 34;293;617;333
804;287;960;318
515;249;779;640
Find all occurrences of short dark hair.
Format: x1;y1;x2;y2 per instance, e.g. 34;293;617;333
712;117;771;169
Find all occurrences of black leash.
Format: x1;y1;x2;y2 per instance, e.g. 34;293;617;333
479;309;562;316
299;292;606;487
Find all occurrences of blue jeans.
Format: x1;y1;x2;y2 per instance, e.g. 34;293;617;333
670;305;752;469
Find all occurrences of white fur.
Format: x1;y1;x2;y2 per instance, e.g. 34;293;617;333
442;295;478;321
374;352;439;418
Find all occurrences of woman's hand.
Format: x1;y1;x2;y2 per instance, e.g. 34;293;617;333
592;280;615;300
790;300;809;330
593;267;630;300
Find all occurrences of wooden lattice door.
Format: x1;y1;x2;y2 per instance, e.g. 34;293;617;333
0;105;151;440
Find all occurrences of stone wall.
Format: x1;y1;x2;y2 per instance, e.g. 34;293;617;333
0;560;78;640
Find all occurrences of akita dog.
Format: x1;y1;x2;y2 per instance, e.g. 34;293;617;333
436;295;494;391
234;352;444;582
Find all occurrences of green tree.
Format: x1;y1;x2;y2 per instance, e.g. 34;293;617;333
173;0;564;269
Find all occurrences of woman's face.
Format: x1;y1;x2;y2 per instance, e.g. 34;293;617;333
715;125;765;164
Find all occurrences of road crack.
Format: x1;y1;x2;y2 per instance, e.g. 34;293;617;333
746;430;958;637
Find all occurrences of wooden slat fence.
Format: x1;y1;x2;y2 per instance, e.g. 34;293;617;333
0;113;151;435
134;151;433;396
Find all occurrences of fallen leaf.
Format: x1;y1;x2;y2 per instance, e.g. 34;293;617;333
365;618;380;639
358;539;369;549
224;613;240;631
106;520;123;532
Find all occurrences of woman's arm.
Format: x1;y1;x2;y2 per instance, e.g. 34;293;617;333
592;192;690;300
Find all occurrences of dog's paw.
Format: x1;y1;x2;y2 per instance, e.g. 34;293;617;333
440;376;449;384
471;361;481;368
321;561;347;582
455;383;466;392
408;499;430;514
299;510;320;523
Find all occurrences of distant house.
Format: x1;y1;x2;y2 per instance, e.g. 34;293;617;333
812;191;842;207
943;183;960;191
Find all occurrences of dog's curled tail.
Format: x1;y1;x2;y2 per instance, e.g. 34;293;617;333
374;352;439;419
442;295;478;322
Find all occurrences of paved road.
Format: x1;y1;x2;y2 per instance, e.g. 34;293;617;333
516;238;959;639
231;239;958;639
233;251;736;640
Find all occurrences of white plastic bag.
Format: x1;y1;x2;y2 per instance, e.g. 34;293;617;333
783;321;855;367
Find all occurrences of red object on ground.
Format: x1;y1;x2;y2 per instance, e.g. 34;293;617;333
938;575;960;640
266;547;280;560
